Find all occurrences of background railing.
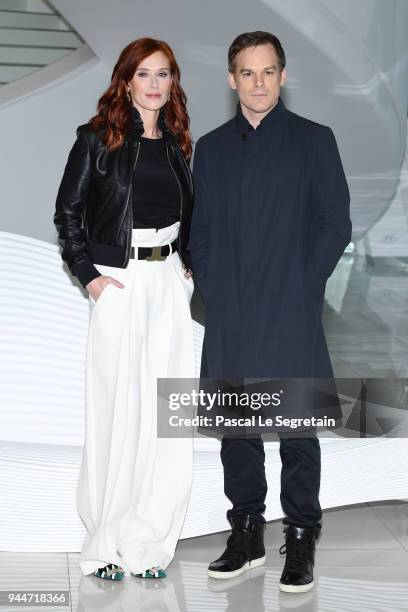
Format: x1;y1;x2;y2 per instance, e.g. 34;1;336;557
0;0;83;87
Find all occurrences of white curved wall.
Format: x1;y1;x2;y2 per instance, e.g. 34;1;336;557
0;53;110;243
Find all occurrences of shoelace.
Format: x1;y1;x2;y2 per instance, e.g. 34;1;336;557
279;538;313;574
220;529;252;563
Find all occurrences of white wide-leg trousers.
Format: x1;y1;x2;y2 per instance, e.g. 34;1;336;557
76;221;195;576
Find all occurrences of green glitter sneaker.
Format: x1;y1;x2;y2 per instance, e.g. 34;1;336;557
93;563;125;580
132;567;167;578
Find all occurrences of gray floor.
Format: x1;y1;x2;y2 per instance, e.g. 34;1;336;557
0;501;407;611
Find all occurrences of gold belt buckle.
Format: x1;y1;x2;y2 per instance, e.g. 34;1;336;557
146;246;167;261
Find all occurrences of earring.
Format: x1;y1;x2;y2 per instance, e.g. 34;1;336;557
127;90;132;103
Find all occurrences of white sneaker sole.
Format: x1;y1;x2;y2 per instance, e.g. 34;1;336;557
279;579;314;593
208;555;266;580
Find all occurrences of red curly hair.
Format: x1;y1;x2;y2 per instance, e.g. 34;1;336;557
89;37;192;159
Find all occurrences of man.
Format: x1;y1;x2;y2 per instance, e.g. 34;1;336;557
189;31;352;593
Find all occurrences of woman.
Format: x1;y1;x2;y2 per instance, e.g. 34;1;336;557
54;37;195;580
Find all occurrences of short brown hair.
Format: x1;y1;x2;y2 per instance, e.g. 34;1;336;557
228;31;286;73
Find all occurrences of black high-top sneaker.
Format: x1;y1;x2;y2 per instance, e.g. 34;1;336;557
208;514;266;579
279;525;319;593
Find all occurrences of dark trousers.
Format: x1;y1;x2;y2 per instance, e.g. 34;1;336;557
220;436;322;528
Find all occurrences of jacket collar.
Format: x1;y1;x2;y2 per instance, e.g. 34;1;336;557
129;104;176;143
235;95;287;134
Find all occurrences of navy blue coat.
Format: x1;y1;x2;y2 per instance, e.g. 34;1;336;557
190;97;352;380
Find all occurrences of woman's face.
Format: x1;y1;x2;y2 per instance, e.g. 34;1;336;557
127;51;172;112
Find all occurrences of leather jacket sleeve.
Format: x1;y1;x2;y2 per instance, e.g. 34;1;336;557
53;126;101;290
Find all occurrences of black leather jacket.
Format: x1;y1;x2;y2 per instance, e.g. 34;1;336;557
53;106;193;289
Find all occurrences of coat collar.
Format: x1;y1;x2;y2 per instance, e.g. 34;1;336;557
235;95;287;134
129;104;176;143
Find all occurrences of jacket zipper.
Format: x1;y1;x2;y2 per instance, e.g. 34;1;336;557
166;144;183;263
124;139;141;266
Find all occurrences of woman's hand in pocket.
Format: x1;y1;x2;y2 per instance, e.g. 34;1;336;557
86;275;125;302
182;263;193;279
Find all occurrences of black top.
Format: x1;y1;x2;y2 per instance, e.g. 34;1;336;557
132;135;181;229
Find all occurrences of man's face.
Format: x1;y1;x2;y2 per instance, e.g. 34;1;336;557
228;43;286;116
